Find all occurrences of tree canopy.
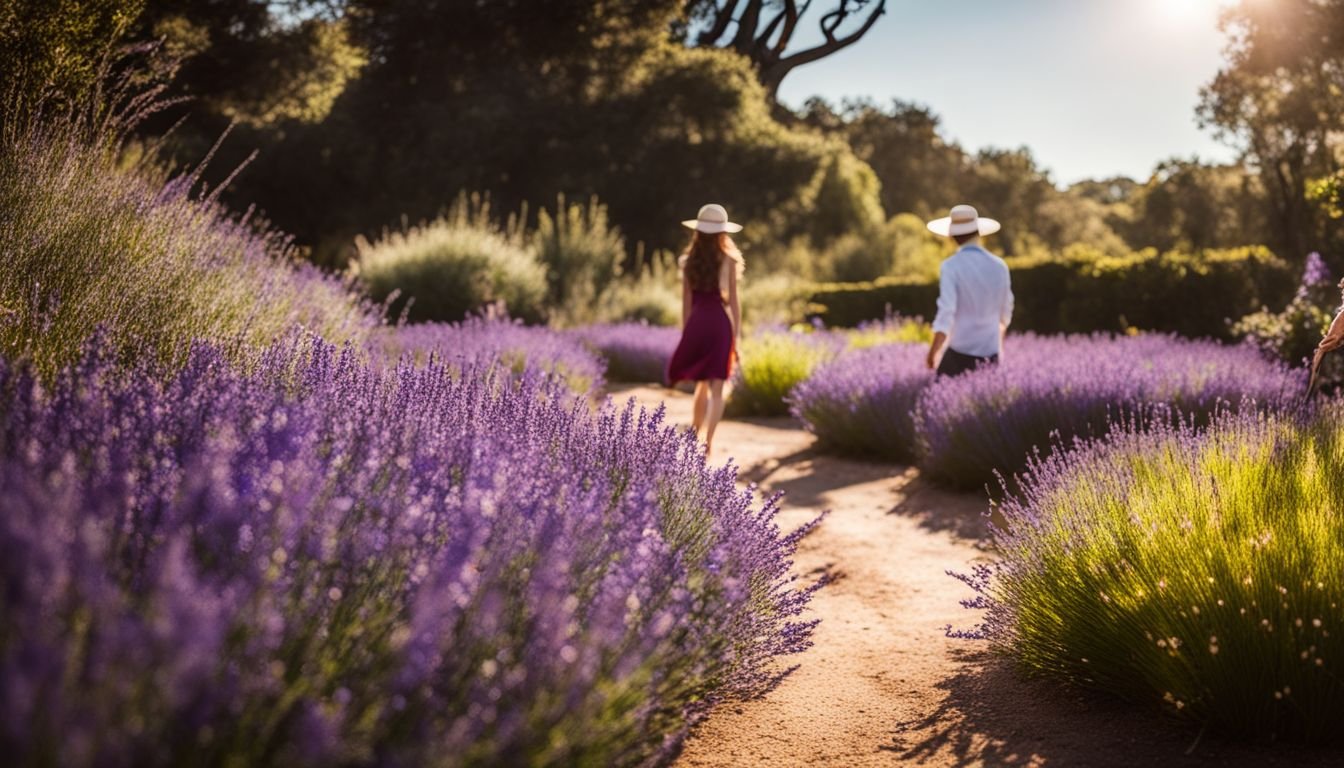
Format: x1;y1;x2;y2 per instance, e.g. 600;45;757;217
1199;0;1344;261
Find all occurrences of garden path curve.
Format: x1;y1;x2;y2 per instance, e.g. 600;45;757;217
612;385;1338;768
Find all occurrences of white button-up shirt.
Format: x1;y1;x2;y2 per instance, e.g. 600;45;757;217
932;243;1014;358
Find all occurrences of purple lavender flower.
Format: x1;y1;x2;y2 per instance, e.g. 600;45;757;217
0;332;817;766
790;343;932;462
376;315;606;393
570;322;680;383
912;334;1303;489
1297;252;1332;300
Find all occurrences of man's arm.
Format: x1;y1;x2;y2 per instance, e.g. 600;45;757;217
927;332;948;370
928;263;956;370
1000;270;1014;346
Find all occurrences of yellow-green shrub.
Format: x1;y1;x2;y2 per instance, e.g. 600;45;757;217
965;407;1344;742
353;196;547;323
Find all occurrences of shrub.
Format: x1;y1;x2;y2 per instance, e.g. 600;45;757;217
376;315;606;393
913;334;1303;490
807;276;937;330
0;332;819;766
790;342;932;462
739;272;814;328
0;115;378;375
1235;252;1342;389
535;195;626;308
959;407;1344;742
728;328;842;417
844;315;933;349
571;322;680;384
353;195;548;324
584;252;683;328
808;245;1294;337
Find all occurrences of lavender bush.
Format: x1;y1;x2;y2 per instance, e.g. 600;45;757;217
789;343;931;462
378;315;606;393
913;334;1303;490
0;333;819;767
955;407;1344;742
729;318;930;418
571;322;680;384
0;118;379;375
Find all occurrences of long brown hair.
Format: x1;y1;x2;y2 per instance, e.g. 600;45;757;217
683;231;741;295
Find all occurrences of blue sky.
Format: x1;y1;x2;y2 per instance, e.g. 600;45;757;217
776;0;1240;185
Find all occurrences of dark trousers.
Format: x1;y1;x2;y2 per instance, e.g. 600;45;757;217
937;348;999;378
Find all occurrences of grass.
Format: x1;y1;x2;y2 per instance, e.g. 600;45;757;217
727;328;841;417
964;406;1344;742
1;117;378;375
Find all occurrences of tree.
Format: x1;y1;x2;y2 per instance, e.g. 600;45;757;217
136;0;363;131
0;0;146;116
959;147;1057;257
802;97;964;219
1198;0;1344;263
243;1;881;266
1119;159;1268;252
682;0;887;102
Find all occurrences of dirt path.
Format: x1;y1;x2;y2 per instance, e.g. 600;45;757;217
610;385;1339;768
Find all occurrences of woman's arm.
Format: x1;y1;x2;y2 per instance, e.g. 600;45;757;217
727;263;741;340
682;273;691;331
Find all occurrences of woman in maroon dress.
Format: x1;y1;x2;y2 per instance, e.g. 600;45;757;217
666;204;743;455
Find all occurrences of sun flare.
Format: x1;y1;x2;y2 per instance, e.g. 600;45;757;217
1151;0;1227;25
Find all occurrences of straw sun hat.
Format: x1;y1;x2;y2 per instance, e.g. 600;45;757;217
926;204;1001;237
682;203;743;234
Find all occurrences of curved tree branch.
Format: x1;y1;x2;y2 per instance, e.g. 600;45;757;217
686;0;887;102
765;0;884;95
692;0;740;47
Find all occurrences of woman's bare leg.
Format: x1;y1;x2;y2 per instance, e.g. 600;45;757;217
704;379;726;455
692;380;709;435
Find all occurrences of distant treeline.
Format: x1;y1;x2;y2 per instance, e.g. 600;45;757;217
3;0;1340;278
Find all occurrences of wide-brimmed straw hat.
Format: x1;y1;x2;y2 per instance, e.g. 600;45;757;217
682;203;743;234
926;204;1001;237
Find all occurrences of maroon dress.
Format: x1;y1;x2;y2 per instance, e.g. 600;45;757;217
667;289;735;384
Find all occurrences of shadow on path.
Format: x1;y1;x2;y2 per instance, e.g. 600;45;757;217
885;473;994;543
887;648;1343;767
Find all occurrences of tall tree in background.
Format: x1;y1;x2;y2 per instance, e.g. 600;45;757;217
135;0;363;137
1199;0;1344;263
682;0;887;102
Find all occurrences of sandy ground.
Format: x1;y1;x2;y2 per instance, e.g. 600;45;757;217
608;385;1341;768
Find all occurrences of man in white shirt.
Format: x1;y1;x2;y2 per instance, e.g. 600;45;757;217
924;205;1014;377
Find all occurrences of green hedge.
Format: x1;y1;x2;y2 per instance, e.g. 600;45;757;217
807;245;1294;339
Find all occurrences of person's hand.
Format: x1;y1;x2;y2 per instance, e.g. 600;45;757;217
926;347;937;371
